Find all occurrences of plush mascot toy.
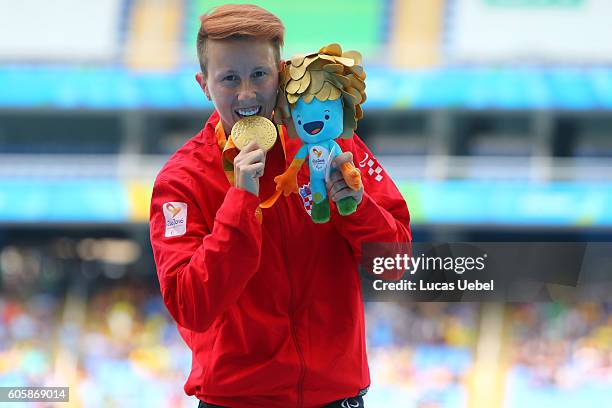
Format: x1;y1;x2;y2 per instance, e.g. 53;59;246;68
274;43;366;223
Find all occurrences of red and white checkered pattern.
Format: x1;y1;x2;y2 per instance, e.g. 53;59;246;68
303;196;312;214
359;154;384;182
299;183;313;215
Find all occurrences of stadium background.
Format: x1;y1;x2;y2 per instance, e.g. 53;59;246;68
1;0;611;407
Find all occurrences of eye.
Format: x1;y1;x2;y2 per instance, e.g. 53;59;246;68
324;114;330;120
297;119;302;125
253;70;266;78
223;74;238;82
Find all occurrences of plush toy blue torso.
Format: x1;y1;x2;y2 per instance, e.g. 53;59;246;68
291;97;345;204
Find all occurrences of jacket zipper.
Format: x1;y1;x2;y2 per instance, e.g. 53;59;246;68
276;203;305;408
290;317;305;408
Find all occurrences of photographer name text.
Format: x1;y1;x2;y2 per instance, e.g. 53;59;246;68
372;279;494;292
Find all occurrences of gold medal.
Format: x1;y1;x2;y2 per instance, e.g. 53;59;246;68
230;116;277;152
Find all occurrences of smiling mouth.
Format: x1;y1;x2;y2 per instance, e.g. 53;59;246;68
235;106;262;118
303;121;324;135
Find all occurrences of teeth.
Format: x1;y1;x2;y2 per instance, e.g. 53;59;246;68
236;107;260;117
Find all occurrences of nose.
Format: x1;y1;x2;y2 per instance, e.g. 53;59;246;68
237;80;257;102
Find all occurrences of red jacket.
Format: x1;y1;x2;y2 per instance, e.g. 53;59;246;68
149;111;411;408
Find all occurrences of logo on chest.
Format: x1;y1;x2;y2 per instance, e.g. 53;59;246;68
309;145;329;172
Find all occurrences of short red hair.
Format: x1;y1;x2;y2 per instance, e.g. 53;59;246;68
197;4;285;75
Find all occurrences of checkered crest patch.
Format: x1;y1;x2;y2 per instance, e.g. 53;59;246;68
298;183;313;215
358;152;384;182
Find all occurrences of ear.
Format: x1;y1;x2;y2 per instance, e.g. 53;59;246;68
195;72;211;101
277;60;285;86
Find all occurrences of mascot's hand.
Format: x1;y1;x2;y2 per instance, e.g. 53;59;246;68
274;171;299;196
342;163;362;191
334;152;362;191
327;152;364;206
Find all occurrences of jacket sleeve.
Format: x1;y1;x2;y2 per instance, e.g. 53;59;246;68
149;176;262;332
331;134;412;262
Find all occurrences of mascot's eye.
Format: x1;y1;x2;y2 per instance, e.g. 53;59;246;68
324;114;330;120
298;120;302;125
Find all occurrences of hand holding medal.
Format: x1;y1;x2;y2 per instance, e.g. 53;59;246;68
229;115;277;191
226;115;285;223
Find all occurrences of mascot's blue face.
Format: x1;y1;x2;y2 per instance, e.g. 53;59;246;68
291;97;343;144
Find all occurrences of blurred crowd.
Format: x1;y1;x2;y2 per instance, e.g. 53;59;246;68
506;303;612;407
0;294;58;390
0;282;193;407
364;303;476;408
2;283;612;408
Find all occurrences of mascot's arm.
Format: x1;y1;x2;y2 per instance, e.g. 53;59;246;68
331;140;362;191
274;145;308;196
